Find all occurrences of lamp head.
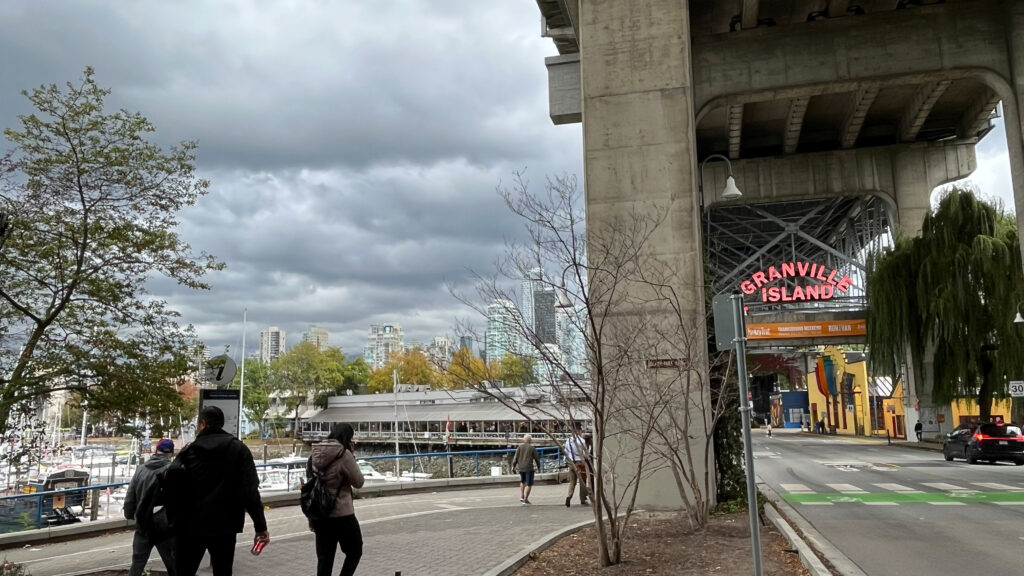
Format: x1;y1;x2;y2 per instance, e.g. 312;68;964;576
1015;311;1024;324
722;176;742;200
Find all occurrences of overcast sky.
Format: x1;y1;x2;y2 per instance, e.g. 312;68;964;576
0;2;1013;359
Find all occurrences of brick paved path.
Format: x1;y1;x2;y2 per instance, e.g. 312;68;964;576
6;484;593;576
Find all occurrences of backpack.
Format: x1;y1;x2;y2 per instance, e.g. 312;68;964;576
300;451;344;520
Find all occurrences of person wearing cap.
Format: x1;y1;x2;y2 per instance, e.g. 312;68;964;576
124;438;177;576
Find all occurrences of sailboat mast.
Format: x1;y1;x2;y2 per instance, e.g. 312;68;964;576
393;369;399;477
238;309;247;438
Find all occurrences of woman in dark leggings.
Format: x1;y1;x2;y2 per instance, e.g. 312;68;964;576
307;423;365;576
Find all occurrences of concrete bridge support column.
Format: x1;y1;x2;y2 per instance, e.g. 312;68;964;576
1005;3;1024;275
579;0;707;509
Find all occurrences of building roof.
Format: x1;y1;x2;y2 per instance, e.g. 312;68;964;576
307;401;589;423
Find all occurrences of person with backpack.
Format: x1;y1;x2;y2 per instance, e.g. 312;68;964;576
168;406;268;576
123;439;177;576
305;423;365;576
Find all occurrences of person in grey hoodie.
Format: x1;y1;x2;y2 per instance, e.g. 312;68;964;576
307;423;365;576
123;439;177;576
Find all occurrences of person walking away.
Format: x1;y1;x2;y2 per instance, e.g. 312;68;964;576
167;406;269;576
766;421;773;437
511;434;541;504
307;423;365;576
915;420;923;441
564;423;589;507
124;439;177;576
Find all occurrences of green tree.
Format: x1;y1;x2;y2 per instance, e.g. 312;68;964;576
867;187;1024;420
0;68;222;440
312;348;366;407
230;358;272;436
272;342;345;448
498;355;535;387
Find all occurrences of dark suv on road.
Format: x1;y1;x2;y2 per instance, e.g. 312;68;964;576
943;422;1024;465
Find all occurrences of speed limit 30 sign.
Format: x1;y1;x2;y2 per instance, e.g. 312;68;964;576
1010;381;1024;397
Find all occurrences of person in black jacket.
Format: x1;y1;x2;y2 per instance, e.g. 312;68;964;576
124;439;177;576
170;406;269;576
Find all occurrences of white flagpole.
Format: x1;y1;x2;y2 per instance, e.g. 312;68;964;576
239;309;247;438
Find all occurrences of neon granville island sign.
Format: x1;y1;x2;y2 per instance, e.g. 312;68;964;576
739;261;854;303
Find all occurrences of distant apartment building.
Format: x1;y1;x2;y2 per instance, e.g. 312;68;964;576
557;305;589;378
485;299;522;363
302;324;330;352
363;323;404;370
425;336;454;369
459;336;474;353
260;326;286;363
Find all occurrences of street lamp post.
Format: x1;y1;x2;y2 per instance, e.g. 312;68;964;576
699;157;760;575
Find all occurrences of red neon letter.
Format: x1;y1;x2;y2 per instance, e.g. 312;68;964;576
741;280;756;295
752;271;768;287
781;261;795;277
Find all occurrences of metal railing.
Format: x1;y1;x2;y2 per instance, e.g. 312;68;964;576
301;430;576;444
0;482;129;534
255;446;564;493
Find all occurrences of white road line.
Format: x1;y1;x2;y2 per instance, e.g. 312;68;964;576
826;483;866;493
921;482;972;492
873;483;922;493
972;482;1024;491
863;502;899;506
800;502;834;506
780;483;814;493
992;502;1024;506
927;502;966;506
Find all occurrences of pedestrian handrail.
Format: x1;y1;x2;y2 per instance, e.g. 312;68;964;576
0;481;130;534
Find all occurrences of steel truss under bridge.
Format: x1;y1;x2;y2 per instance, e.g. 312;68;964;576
704;195;893;316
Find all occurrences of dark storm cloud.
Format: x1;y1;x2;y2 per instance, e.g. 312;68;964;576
0;1;573;355
0;1;563;173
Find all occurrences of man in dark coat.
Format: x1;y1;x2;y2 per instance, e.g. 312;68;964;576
124;439;177;576
169;406;269;576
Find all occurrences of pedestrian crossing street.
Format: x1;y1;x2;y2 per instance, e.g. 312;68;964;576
779;480;1024;506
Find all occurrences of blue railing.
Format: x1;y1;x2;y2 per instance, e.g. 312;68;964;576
0;447;567;534
256;446;564;492
0;482;129;534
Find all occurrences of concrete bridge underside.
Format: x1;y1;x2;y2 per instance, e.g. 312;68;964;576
534;0;1024;508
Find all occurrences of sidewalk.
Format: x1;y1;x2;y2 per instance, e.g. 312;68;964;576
4;483;594;576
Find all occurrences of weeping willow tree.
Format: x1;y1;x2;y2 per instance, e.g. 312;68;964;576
867;187;1024;420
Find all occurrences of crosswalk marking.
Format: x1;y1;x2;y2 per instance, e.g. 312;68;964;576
928;502;966;506
863;502;899;506
873;483;922;493
992;501;1024;506
972;482;1024;491
780;483;814;493
827;483;866;493
800;502;833;506
921;482;972;492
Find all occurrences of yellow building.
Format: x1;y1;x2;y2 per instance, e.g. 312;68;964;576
806;347;884;437
810;346;1016;439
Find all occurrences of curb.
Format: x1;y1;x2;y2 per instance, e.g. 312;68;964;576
764;504;831;576
483;517;596;576
758;483;867;576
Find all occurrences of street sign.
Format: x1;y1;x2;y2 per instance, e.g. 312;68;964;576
204;355;237;388
1010;381;1024;397
712;293;737;351
199;389;241;438
646;358;681;370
